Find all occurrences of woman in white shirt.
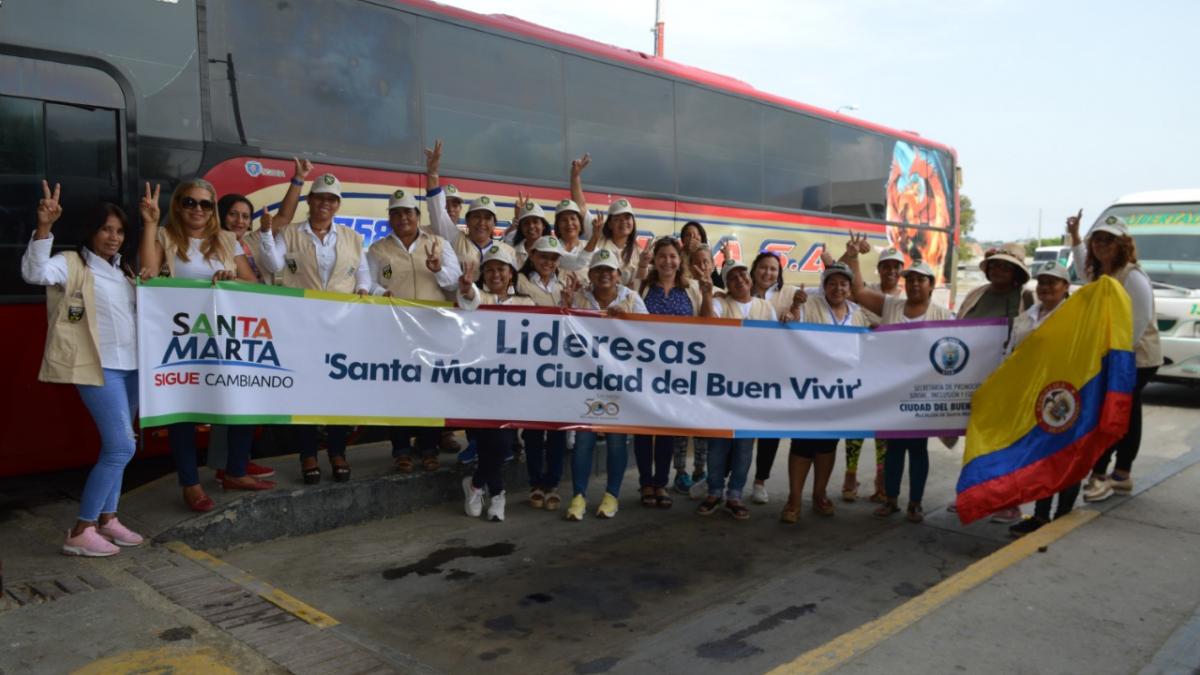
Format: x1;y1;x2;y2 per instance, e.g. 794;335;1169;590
778;262;870;524
1066;213;1163;502
1005;262;1080;536
563;252;647;522
746;252;805;505
138;179;268;513
844;233;953;523
22;184;144;557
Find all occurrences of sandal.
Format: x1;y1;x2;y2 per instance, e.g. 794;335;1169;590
421;455;440;472
779;504;800;524
907;502;925;523
654;488;673;509
544;491;562;511
874;500;900;518
529;488;545;509
640;488;657;508
301;459;321;485
813;496;835;517
868;488;888;504
696;496;722;516
330;456;351;483
724;500;751;521
394;456;415;474
841;474;859;502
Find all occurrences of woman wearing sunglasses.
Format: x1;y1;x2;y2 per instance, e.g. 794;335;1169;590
138;179;268;513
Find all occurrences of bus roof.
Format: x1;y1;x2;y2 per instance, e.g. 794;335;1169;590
403;0;955;157
1113;189;1200;206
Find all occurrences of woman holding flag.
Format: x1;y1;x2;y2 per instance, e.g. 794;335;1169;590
1067;212;1162;502
845;233;954;523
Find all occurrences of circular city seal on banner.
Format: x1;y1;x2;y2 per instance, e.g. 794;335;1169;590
1035;381;1081;433
929;337;969;376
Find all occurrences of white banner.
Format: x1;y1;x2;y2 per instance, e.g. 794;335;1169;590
136;281;1007;438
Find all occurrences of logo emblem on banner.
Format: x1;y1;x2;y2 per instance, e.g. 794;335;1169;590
1035;381;1081;433
929;337;969;375
583;399;620;417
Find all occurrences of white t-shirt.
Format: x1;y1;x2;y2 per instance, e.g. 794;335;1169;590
173;238;227;281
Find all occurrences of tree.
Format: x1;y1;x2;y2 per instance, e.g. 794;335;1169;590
956;194;977;261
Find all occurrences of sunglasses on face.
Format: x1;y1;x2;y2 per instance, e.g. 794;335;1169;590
180;196;215;212
1091;233;1116;244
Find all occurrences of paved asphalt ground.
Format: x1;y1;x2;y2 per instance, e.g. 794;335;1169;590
2;382;1196;674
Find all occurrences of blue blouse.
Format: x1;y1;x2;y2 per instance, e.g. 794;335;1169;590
643;286;694;316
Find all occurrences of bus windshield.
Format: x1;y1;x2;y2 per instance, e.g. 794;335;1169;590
1099;203;1200;289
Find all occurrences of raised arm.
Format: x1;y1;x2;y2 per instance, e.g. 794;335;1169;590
137;182;164;276
844;232;885;316
424;140;460;241
570;153;590;221
1066;209;1088;280
271;157;311;228
22;181;69;286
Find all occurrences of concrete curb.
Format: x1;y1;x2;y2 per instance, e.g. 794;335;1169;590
155;462;528;551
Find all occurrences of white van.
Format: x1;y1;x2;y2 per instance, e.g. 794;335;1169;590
1093;190;1200;384
1030;245;1077;281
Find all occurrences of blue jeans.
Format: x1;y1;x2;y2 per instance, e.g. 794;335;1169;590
207;425;256;473
75;369;138;522
884;438;929;503
525;429;566;491
706;438;754;500
572;432;629;498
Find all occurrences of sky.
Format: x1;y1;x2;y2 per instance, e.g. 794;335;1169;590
438;0;1198;242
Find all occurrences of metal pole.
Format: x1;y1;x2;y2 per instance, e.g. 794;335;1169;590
653;0;665;57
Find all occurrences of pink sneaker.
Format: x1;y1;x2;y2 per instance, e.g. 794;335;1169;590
63;526;121;557
98;517;145;547
990;506;1023;525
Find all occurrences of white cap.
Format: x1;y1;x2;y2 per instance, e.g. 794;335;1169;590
387;188;418;211
878;247;906;265
589;248;621;270
467;196;498;217
555;199;582;218
531;235;565;256
517;202;548;224
721;259;750;285
821;261;855;284
1036;260;1072;283
480;244;517;272
901;261;936;281
310;173;342;198
608;198;634;217
444;184;463;202
1089;215;1130;238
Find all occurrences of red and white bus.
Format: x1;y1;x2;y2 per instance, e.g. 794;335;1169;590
0;0;959;475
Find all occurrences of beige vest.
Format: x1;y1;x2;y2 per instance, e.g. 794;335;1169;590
801;295;871;327
599;238;640;287
453;232;513;270
158;229;238;277
369;231;448;301
516;272;568;307
477;291;536;306
880;295;955;325
280;222;364;293
242;229;282;285
571;289;642;313
39;252;105;386
1113;263;1164;367
957;284;1035;319
716;295;775;321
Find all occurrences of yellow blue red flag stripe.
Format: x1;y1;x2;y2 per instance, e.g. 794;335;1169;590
955;277;1135;524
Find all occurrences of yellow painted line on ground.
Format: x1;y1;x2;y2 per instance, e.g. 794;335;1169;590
165;541;340;629
766;508;1100;675
71;645;239;674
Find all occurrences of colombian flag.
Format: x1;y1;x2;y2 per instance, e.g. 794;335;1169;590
955;277;1135;524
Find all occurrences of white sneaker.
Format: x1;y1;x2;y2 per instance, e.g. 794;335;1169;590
463;476;484;517
989;506;1022;524
487;491;506;522
751;483;769;504
1083;477;1113;503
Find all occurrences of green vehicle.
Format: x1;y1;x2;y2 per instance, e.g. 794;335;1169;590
1095;191;1200;384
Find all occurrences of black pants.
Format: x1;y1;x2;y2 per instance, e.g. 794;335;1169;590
755;438;781;481
298;425;348;461
468;428;514;495
1034;482;1082;521
390;427;439;458
1092;366;1157;475
634;435;674;489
